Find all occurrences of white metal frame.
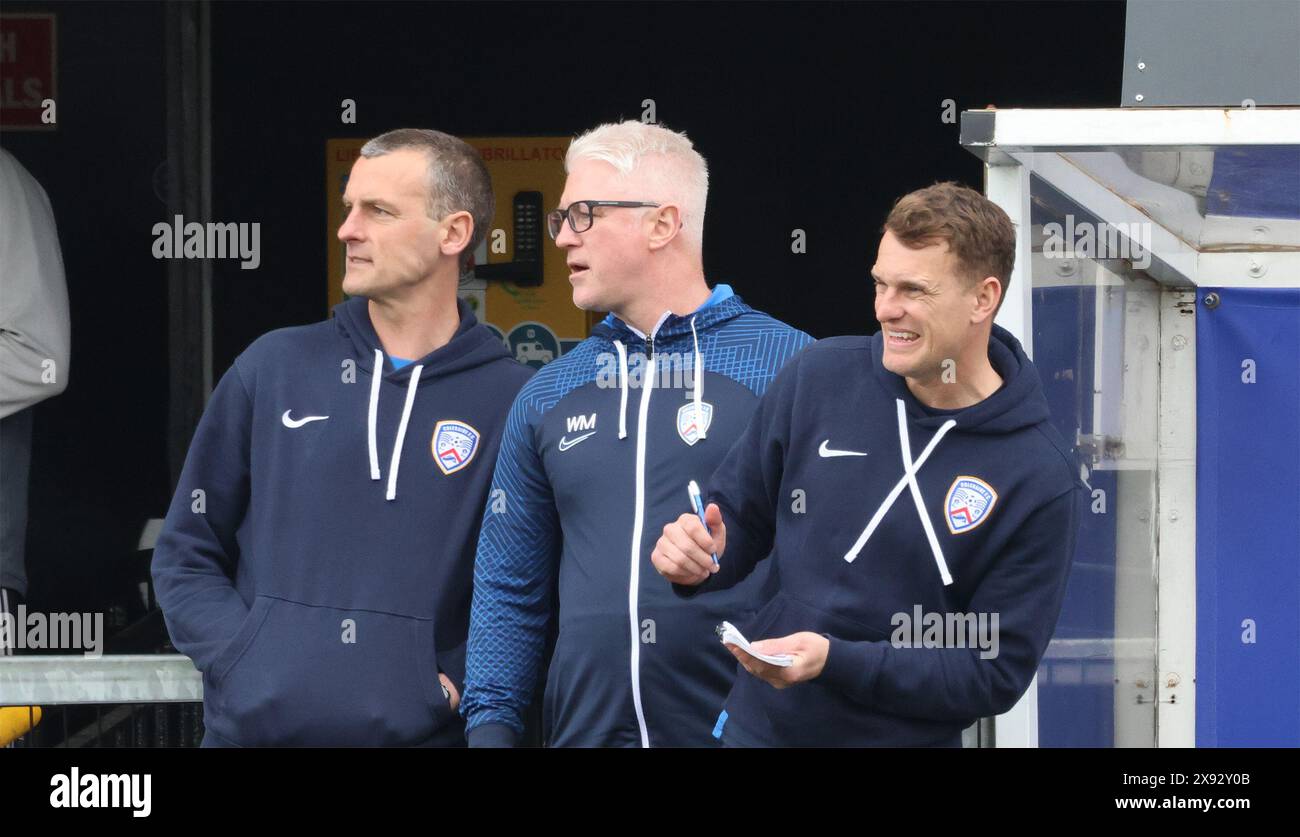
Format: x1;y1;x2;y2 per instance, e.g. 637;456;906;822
1156;291;1197;747
0;655;201;706
965;108;1300;157
963;106;1300;747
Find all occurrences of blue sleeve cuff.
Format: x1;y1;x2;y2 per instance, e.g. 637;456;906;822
467;722;519;748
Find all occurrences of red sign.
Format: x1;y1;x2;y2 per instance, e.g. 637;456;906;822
0;14;57;130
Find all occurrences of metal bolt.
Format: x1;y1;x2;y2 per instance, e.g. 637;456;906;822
1248;260;1267;278
1172;334;1187;350
1167;673;1181;688
1170;510;1180;522
1136;678;1149;689
1135;94;1145;102
1204;292;1220;309
1137;510;1149;522
1137;61;1147;70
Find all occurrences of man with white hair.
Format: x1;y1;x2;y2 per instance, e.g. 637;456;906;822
462;121;813;747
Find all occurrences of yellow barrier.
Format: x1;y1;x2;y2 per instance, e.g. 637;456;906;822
0;705;42;745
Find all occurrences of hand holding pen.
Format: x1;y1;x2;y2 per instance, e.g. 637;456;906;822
650;481;728;585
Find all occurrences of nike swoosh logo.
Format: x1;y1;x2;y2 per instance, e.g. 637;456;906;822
557;431;596;451
282;410;329;429
819;439;868;458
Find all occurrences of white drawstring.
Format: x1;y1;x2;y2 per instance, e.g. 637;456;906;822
614;340;629;440
367;348;423;501
385;364;424;501
844;399;957;585
368;349;383;480
690;315;706;441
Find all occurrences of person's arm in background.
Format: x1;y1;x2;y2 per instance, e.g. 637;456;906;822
461;390;560;747
735;487;1082;722
150;362;254;675
652;351;802;596
0;149;71;418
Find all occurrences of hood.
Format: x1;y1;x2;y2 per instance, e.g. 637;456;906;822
331;294;515;501
585;285;751;443
333;294;514;381
849;323;1055;587
871;323;1051;434
589;284;749;349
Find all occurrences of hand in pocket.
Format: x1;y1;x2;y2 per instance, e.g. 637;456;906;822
438;672;460;711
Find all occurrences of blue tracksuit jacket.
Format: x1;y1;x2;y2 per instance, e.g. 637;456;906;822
462;285;812;747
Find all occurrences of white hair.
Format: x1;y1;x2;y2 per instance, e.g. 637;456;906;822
565;121;709;248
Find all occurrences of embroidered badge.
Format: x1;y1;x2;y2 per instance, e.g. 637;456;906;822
945;476;998;534
676;401;714;446
431;420;481;476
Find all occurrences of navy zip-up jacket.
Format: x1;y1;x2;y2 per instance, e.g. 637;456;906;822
152;296;532;747
683;325;1084;747
463;286;812;747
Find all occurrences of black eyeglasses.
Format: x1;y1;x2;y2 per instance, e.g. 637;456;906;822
546;200;662;239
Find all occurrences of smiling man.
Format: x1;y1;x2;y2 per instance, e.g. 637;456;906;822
461;120;812;747
152;129;532;746
652;181;1085;747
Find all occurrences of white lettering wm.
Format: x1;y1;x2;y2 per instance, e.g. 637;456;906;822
818;440;868;458
566;413;596;433
282;410;329;428
557;431;596;451
50;768;151;817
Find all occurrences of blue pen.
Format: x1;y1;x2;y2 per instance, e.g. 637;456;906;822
687;480;719;566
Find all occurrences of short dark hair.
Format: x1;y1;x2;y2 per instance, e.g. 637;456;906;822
360;129;494;268
883;181;1016;315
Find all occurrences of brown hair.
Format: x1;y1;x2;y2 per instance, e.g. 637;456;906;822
882;181;1015;315
361;129;495;269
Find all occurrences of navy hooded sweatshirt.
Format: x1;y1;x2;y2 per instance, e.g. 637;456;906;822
462;287;813;747
679;324;1084;747
152;296;532;747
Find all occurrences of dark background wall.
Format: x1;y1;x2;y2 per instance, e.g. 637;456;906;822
0;0;1125;618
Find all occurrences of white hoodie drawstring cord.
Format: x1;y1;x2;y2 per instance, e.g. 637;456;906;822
614;339;630;440
385;365;424;501
368;349;423;501
690;315;706;441
844;399;957;585
368;349;383;480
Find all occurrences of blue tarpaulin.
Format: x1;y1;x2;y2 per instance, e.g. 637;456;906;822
1196;287;1300;746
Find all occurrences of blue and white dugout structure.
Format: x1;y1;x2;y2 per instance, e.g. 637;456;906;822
963;108;1300;747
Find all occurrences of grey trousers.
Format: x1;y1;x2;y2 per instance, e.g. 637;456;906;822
0;408;33;597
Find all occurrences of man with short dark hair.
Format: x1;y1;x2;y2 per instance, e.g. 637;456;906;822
153;129;532;746
653;181;1084;747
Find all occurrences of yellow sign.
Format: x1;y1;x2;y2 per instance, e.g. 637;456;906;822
326;137;600;366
